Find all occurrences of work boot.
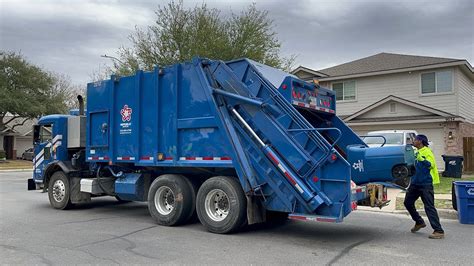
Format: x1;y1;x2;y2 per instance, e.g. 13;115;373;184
410;223;426;233
429;231;445;239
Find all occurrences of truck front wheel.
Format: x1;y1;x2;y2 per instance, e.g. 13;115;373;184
48;171;73;210
148;174;195;226
196;176;246;234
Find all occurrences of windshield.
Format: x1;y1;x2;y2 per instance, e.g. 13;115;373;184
364;133;404;145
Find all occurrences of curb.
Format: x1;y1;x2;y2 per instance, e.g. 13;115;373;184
0;168;33;172
357;206;458;220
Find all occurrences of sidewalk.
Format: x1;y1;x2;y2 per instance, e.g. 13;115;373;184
0;168;33;172
358;188;458;220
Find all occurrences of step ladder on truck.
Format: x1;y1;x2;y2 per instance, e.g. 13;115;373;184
28;57;414;234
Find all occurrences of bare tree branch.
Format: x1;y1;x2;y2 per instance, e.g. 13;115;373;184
10;118;29;132
2;115;20;127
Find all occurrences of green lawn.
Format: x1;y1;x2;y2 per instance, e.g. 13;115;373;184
434;176;474;194
0;160;32;169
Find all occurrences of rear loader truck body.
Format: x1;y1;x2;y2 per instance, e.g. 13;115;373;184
28;58;414;233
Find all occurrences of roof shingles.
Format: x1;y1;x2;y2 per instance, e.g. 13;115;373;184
318;52;462;77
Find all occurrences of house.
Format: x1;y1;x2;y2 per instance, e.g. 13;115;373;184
292;53;474;171
0;116;36;159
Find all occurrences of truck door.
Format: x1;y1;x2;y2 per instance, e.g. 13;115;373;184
32;124;53;182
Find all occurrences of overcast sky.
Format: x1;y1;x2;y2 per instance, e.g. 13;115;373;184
1;0;473;86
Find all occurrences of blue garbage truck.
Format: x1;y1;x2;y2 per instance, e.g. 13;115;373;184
28;58;414;233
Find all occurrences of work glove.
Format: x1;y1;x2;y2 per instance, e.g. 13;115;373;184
416;152;426;162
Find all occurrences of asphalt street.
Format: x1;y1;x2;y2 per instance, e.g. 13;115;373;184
1;171;473;265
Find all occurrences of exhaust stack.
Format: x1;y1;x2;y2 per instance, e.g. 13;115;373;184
77;95;84;116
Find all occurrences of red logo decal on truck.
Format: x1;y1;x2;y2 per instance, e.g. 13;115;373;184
120;105;132;122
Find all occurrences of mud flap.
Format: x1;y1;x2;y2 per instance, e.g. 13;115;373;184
27;178;36;190
70;177;91;204
246;195;265;225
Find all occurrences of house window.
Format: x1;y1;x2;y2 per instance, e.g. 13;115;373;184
421;71;452;94
332;81;356;101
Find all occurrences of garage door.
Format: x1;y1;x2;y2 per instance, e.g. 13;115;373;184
419;128;445;170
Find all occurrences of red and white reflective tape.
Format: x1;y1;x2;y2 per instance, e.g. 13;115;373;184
87;156;110;160
292;100;335;114
289;215;337;223
140;156;154;161
178;156;232;161
351;186;366;194
266;151;304;194
117;156;135;161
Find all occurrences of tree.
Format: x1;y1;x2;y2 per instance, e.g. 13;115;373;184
52;73;86;110
109;1;294;76
0;51;69;133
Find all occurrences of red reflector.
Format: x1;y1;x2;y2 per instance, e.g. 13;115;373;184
351;201;358;210
282;84;287;90
313;176;319;182
331;154;337;161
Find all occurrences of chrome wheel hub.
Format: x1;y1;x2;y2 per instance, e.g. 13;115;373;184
52;179;66;202
155;186;175;215
205;189;229;222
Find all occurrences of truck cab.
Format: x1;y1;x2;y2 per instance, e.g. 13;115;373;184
31;115;67;186
29;111;86;190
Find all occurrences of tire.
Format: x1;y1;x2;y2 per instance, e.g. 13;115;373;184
183;177;199;222
148;174;195;226
196;176;246;234
392;165;410;188
48;171;73;210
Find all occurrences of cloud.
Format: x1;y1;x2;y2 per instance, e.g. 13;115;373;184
0;0;472;85
264;0;474;70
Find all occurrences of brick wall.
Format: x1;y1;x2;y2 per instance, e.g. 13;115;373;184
444;121;461;155
445;122;474;155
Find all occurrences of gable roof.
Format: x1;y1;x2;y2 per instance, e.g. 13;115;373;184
343;95;463;123
0;116;37;136
292;52;474;82
291;66;329;78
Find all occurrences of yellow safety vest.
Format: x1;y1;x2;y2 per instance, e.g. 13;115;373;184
416;146;440;185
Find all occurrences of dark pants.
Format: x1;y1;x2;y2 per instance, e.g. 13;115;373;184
404;184;444;233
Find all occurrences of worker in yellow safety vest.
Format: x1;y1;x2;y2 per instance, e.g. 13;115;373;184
404;134;444;239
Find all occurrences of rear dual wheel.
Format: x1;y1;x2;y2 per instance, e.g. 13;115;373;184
148;175;247;234
196;176;246;234
148;174;196;226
